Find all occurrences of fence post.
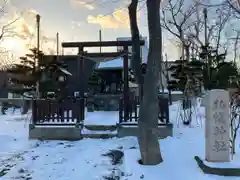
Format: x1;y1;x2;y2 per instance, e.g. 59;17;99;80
134;97;138;122
129;97;132;122
119;97;123;123
158;96;170;124
32;100;37;125
164;97;169;124
77;97;85;124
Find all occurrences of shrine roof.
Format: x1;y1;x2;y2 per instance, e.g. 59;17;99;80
96;57;130;70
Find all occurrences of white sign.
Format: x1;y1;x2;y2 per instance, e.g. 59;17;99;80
205;89;230;162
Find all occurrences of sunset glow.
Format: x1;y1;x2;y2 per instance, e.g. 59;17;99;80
3;38;27;56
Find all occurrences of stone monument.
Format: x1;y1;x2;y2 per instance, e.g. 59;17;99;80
205;89;230;162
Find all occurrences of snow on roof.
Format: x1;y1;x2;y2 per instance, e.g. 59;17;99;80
97;57;126;69
129;81;138;88
159;89;183;94
59;67;72;76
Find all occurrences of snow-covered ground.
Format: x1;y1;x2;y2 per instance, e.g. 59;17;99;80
1;102;240;180
85;111;119;126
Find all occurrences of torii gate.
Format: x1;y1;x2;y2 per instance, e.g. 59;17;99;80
61;40;145;122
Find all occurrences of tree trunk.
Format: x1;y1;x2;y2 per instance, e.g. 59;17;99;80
128;0;143;98
138;0;163;165
233;32;239;64
184;44;190;62
180;32;184;59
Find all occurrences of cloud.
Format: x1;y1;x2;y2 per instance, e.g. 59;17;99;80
7;9;55;42
42;35;56;43
0;1;58;57
87;8;140;29
26;9;38;16
70;0;95;10
0;6;58;56
71;20;83;29
0;7;38;41
15;20;32;39
11;16;35;40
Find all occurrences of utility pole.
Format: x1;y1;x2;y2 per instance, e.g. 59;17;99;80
36;14;40;98
56;32;59;56
203;8;211;89
99;29;102;53
204;8;208;46
191;41;195;60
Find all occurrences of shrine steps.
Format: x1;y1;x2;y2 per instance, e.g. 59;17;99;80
81;125;118;139
84;125;117;131
29;124;173;140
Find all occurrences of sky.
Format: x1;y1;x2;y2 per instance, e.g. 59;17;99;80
0;0;180;65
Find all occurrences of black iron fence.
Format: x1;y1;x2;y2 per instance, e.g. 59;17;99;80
32;98;85;126
119;96;169;125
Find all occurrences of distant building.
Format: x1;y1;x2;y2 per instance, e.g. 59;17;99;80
160;61;176;90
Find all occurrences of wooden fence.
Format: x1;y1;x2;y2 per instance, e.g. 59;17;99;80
32;98;85;126
119;96;169;125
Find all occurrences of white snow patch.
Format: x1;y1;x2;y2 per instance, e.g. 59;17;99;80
33;125;76;128
81;128;117;135
84;111;118;125
1;101;240;180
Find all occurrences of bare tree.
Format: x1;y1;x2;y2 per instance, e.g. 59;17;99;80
227;0;240;17
187;5;231;55
138;0;163;165
0;0;19;42
0;0;20;68
211;8;231;54
0;19;19;42
230;29;240;64
187;4;204;49
230;92;240;158
161;0;196;61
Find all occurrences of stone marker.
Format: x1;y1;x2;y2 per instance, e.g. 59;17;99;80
204;89;230;162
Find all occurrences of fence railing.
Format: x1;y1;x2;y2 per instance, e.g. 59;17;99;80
119;96;169;125
32;98;85;126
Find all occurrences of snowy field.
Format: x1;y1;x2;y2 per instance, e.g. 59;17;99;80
1;102;240;180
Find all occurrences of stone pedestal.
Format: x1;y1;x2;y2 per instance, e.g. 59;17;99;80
205;89;230;162
29;124;82;140
117;124;173;139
